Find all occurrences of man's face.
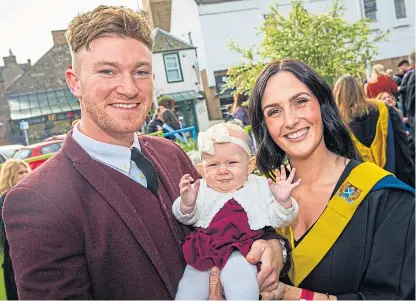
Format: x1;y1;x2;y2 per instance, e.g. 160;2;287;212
398;63;410;75
68;35;153;138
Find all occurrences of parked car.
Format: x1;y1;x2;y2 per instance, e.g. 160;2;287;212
0;144;24;159
12;140;64;170
0;152;7;165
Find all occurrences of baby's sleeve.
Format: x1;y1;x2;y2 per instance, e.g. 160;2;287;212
267;195;299;228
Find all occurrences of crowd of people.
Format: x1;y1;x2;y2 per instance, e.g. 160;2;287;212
0;4;414;300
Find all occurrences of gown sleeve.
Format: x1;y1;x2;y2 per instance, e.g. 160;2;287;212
337;188;415;300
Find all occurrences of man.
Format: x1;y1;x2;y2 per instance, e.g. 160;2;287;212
397;59;411;76
398;54;415;139
3;6;288;299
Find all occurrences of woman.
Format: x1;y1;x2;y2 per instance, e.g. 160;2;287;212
334;75;414;187
248;59;414;300
0;159;30;300
232;93;250;127
365;64;398;98
161;109;184;142
376;91;402;116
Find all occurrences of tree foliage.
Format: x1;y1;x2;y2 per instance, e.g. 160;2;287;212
224;0;388;94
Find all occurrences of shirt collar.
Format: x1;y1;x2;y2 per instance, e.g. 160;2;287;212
72;124;141;173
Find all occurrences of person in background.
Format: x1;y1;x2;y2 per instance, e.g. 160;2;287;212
0;159;31;300
232;93;250;127
248;59;414;300
376;92;403;118
365;64;398;98
386;68;402;86
398;52;415;140
146;107;164;134
223;104;235;123
161;109;183;142
335;75;414;187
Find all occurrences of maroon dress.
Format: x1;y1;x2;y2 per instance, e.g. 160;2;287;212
182;198;265;271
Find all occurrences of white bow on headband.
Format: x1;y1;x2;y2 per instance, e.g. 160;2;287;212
198;130;251;156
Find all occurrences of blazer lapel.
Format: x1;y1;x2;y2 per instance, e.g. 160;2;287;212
62;134;176;297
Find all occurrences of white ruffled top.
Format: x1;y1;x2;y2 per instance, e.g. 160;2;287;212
172;174;299;230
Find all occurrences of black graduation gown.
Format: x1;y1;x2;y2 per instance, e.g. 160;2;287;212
349;106;415;187
282;160;415;300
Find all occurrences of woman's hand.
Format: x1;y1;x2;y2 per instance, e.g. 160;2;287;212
261;282;337;300
246;239;284;293
207;267;224;300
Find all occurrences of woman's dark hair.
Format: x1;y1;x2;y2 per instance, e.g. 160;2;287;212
248;59;358;176
162;109;180;130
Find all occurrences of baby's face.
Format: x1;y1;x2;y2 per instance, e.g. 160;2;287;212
200;142;252;193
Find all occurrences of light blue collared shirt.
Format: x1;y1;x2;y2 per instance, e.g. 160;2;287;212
72;125;148;187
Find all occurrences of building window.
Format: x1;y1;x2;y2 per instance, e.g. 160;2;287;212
394;0;407;19
163;53;183;83
363;0;377;21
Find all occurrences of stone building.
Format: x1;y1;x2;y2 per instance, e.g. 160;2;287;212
1;30;80;145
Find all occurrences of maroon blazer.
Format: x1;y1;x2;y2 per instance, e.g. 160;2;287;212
3;133;199;299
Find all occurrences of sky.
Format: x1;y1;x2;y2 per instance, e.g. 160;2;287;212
0;0;143;65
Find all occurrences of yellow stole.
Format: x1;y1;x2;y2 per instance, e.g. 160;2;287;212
276;162;390;287
348;101;389;168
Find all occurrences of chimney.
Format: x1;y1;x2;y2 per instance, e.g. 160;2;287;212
27;59;31;66
51;30;67;46
3;49;17;66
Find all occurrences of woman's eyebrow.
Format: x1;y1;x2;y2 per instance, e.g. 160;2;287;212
262;92;311;111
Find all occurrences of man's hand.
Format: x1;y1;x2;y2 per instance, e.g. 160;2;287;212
179;174;200;214
208;267;224;300
246;239;284;292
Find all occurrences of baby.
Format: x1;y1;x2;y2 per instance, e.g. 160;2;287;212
172;123;300;300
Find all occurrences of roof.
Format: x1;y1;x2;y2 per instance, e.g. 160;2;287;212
6;43;71;94
153;28;196;53
8;88;80;120
160;90;204;102
194;0;242;4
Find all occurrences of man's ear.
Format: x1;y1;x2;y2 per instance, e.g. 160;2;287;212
197;163;205;177
65;69;82;98
248;156;256;174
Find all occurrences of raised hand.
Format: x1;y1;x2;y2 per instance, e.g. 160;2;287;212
268;165;301;209
179;174;200;214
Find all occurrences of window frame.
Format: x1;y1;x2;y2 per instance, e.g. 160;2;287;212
394;0;407;19
163;52;184;83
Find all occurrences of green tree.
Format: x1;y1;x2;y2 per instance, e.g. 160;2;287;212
224;0;387;94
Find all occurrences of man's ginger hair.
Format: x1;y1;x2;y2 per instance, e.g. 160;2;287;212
66;5;153;69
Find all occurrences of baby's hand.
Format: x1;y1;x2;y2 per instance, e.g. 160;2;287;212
179;174;200;214
268;165;301;209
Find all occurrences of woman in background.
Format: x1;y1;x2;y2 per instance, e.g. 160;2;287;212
365;64;398;98
0;159;31;300
232;93;250;127
334;75;414;187
161;109;184;142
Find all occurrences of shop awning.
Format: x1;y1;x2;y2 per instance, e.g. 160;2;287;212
8;88;80;120
160;90;204;103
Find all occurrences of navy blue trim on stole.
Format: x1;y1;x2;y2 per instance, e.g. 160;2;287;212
372;175;415;195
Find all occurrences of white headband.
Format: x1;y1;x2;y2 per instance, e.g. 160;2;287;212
198;128;251;156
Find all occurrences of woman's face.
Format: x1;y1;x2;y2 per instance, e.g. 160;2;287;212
261;71;325;160
380;92;396;107
12;164;29;186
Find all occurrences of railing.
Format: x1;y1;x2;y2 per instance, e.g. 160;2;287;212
162;126;197;142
